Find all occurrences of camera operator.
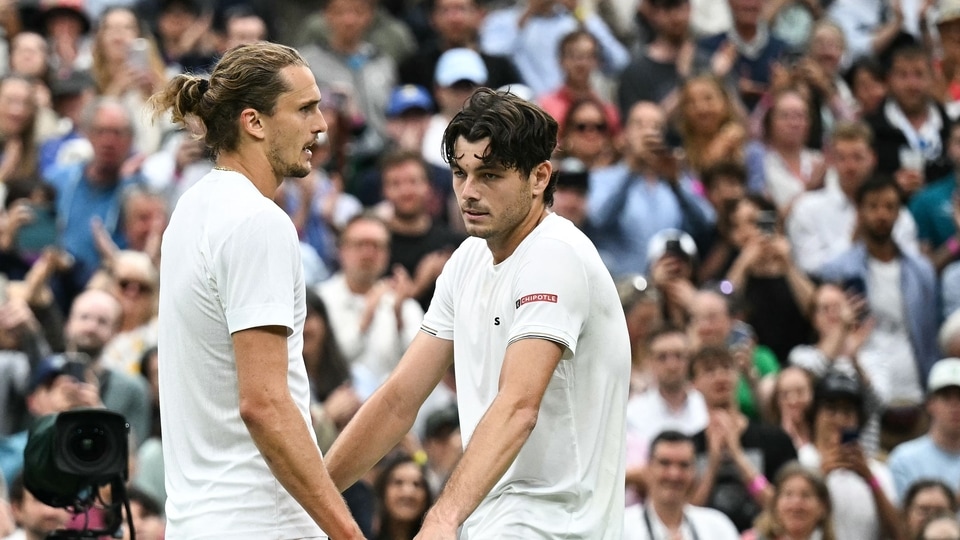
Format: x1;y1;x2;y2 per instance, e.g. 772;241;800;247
725;195;814;366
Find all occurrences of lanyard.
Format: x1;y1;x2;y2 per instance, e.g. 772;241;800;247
643;505;700;540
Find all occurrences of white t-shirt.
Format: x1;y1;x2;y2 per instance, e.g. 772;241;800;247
421;212;630;539
622;503;740;540
860;258;923;404
158;170;323;539
626;388;709;446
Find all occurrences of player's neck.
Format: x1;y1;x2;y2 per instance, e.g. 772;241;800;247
216;151;281;198
651;498;684;529
488;206;548;264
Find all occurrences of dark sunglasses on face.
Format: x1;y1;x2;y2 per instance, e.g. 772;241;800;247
118;278;153;296
573;121;608;134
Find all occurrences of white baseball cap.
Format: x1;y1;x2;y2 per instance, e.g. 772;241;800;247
928;357;960;393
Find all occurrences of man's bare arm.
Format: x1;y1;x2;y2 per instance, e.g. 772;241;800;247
233;326;364;539
325;332;454;490
419;338;564;534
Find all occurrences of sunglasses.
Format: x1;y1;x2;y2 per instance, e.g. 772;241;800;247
572;121;608;134
118;278;154;296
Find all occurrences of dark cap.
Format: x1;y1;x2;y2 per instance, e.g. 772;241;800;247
39;0;91;35
811;370;866;425
556;157;589;193
27;356;68;394
423;404;459;440
49;70;93;99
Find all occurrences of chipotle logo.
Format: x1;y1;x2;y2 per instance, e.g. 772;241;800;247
515;293;558;308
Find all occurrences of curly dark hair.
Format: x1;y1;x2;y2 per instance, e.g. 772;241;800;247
441;88;559;206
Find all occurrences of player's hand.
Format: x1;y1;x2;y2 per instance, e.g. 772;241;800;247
414;514;458;539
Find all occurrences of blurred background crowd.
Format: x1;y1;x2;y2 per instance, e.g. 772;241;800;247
0;0;959;537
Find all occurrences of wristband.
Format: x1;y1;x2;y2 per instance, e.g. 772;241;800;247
747;474;769;496
868;475;881;491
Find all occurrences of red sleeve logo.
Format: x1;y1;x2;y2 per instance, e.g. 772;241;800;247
515;293;558;308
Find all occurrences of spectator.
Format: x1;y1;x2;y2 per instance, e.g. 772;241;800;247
121;486;164;540
420;48;487;170
299;0;396;158
37;70;96;179
724;195;815;365
817;176;939;425
688;288;780;419
689;346;796;531
615;274;663;395
478;0;629;97
674;75;748;180
902;479;957;540
587;101;713;277
6;473;71;540
788;282;882;455
935;0;960;109
694;0;789;111
742;463;836;540
797;370;902;540
372;454;431;540
696;160;748;282
296;0;416;65
623;431;739;540
867;44;954;196
551;158;590;228
538;30;621;136
116;185;167;261
759;88;826;211
97;250;159;375
379;150;464;311
647;228;698;328
38;0;93;79
44;98;143;305
420;404;461;496
139;130;213;210
554;97;620;171
844;56;887;118
770;366;815;450
317;214;423;399
888;357;960;498
397;0;522;100
152;0;216;73
617;0;693;118
942;313;960;357
909;122;960;272
826;0;914;64
788;121;919;275
62;288;149;446
91;6;168;155
0;75;42;186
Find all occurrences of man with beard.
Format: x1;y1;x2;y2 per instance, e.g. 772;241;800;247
381;150;465;311
623;431;739;540
818;176;938;442
62;289;149;446
150;42;365;538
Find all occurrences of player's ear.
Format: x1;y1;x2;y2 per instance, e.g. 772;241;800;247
531;160;552;197
238;107;265;141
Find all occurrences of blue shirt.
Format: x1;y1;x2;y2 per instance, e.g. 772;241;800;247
888;434;960;499
909;174;957;249
0;430;27;485
586;163;714;277
45;162;141;284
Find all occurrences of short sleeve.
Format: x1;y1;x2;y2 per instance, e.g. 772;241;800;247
507;238;589;353
213;207;300;335
420;245;459;340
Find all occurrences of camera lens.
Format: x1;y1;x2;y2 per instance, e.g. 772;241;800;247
69;426;108;464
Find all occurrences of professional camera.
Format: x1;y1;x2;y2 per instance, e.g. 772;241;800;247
23;409;133;539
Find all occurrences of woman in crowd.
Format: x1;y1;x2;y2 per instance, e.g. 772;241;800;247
759;89;826;212
843;57;886;119
555;97;620;171
675;75;747;180
615;273;664;395
725;195;814;364
902;480;957;540
91;6;168;154
303;288;361;453
744;463;836;540
916;512;960;540
0;75;41;185
99;250;159;375
373;453;432;540
770;366;815;450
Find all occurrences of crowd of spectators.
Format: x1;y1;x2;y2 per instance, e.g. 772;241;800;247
2;0;960;537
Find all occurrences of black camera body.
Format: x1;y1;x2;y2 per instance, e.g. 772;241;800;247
23;409;129;508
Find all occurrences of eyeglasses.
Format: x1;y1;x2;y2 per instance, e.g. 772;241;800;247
342;239;389;251
572;122;608;134
117;278;154;296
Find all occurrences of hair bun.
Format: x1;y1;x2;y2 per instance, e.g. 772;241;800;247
198;78;209;95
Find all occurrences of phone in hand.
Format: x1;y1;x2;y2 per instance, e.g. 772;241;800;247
840;427;860;445
127;38;150;72
756;210;778;236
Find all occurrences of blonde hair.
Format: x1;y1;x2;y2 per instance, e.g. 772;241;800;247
753;463;837;540
91;6;166;97
148;42;307;157
676;75;743;172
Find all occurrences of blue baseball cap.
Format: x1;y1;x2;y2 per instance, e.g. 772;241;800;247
386;85;434;117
